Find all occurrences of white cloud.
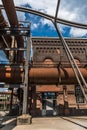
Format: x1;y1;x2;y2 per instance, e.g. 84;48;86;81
59;8;77;21
31;23;39;30
14;0;57;16
70;28;87;37
58;0;87;37
1;0;87;37
1;0;87;24
40;19;54;29
17;12;26;21
0;0;2;4
14;0;87;37
59;0;87;24
58;24;67;32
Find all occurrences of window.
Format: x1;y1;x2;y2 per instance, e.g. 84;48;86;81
42;92;56;99
75;85;85;103
56;48;60;54
44;59;54;65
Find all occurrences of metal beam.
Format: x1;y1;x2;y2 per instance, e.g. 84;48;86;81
0;26;30;36
1;1;24;63
1;0;19;26
0;48;26;51
22;37;31;114
0;83;23;88
55;0;61;22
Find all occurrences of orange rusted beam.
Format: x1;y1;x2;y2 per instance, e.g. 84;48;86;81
0;67;87;84
1;0;18;26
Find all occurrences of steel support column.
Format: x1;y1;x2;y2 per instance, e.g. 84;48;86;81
22;37;30;114
10;88;13;113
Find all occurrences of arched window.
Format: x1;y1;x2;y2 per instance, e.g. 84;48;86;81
56;48;60;54
44;59;54;65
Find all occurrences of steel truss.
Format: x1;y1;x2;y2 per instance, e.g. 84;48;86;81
0;26;30;36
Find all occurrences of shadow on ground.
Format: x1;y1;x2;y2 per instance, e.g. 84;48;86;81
0;119;16;130
61;117;87;129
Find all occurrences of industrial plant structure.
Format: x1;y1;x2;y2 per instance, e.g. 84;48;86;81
0;0;87;120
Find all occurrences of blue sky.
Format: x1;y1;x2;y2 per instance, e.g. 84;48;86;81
0;0;87;37
0;0;87;63
15;0;87;38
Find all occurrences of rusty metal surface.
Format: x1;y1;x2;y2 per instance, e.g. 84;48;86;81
0;67;87;84
0;67;23;84
37;85;60;92
2;0;24;63
29;68;87;84
1;0;19;26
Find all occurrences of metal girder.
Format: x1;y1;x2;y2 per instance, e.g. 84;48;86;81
55;0;61;22
0;83;23;88
1;0;24;63
0;48;26;51
0;26;30;36
1;0;19;26
22;37;31;114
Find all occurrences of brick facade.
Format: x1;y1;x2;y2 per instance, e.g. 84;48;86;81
30;85;87;116
30;38;87;116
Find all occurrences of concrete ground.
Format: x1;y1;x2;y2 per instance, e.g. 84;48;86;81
0;116;87;130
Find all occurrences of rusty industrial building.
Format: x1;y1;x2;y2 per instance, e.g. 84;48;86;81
0;0;87;121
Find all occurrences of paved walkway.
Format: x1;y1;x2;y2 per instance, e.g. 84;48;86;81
1;116;87;130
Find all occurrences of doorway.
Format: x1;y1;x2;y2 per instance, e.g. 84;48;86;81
42;92;58;116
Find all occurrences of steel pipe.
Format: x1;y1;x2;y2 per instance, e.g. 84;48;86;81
0;67;87;84
29;68;87;84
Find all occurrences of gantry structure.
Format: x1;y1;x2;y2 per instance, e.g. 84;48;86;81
0;0;87;117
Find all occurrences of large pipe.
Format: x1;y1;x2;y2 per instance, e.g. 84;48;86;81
2;0;24;63
29;68;87;84
0;67;87;84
